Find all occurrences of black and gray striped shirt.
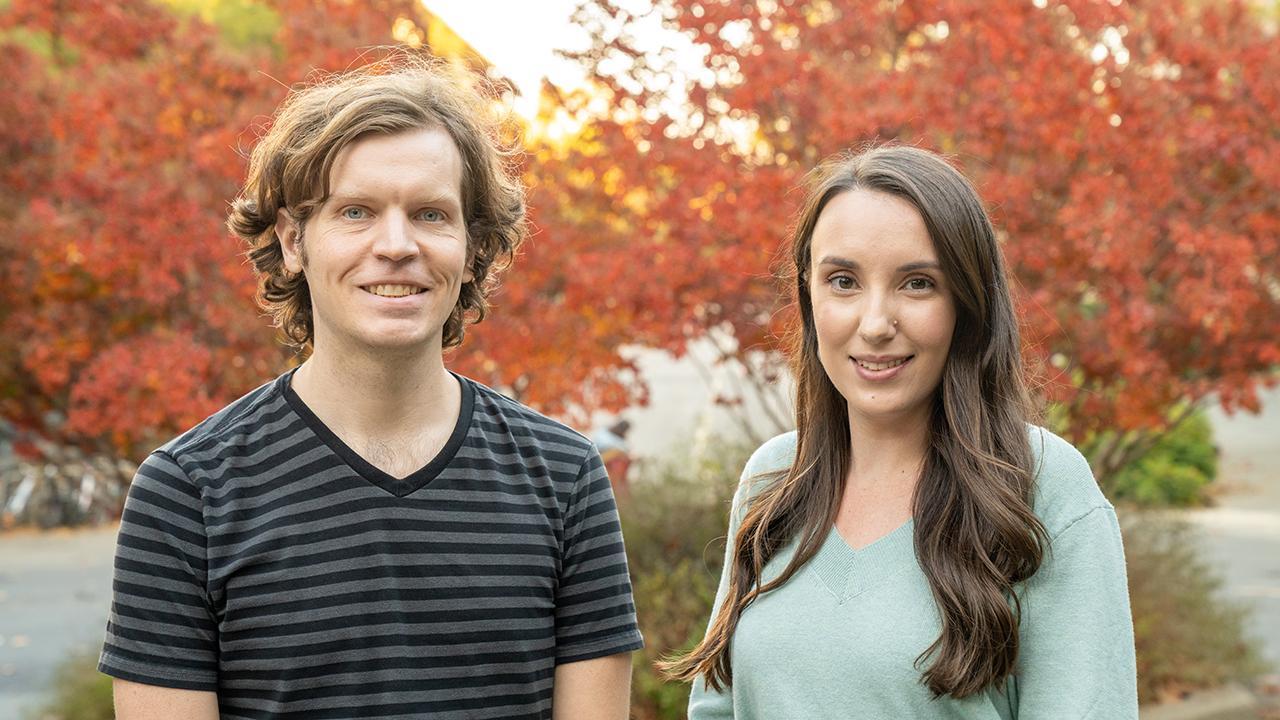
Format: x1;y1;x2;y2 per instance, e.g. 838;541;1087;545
99;370;643;719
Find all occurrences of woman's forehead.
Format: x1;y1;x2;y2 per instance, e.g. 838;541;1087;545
811;190;936;267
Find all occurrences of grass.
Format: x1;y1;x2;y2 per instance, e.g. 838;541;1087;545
27;650;113;720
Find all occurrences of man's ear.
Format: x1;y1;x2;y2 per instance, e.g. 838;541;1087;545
275;208;304;274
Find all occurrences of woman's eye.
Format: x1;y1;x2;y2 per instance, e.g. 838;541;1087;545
906;277;935;291
831;276;856;291
418;209;445;222
342;207;367;220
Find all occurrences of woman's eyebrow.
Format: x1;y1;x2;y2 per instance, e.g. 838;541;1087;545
898;261;941;272
817;256;859;269
816;257;941;273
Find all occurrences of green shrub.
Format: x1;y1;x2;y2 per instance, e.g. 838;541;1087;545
1105;409;1218;506
1123;513;1267;703
29;650;113;720
619;443;750;720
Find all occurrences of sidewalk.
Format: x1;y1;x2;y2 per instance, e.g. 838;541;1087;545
1140;683;1267;720
0;525;117;719
1189;385;1280;669
1142;384;1280;720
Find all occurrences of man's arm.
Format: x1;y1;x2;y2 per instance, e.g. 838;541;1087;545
101;452;221;716
551;653;633;720
113;679;219;720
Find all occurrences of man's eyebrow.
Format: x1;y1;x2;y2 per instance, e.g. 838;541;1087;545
421;194;463;208
326;191;462;206
327;192;376;204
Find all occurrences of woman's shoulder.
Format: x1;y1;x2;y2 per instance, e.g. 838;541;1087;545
1025;424;1114;537
728;431;797;515
731;427;1113;538
743;431;798;479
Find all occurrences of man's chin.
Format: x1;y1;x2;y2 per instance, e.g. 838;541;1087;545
335;327;442;356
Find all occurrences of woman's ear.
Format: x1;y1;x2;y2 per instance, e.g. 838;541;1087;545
275;209;304;274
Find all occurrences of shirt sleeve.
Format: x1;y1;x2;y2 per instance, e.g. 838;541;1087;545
687;471;752;719
1013;505;1139;718
98;450;219;691
553;449;645;664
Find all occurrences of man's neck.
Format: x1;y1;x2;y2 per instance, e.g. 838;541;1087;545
290;342;460;450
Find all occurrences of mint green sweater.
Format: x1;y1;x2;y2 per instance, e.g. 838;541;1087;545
689;428;1138;719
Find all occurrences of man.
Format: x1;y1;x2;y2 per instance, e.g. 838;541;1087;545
98;56;643;719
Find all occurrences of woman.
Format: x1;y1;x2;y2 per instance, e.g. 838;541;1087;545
665;146;1137;717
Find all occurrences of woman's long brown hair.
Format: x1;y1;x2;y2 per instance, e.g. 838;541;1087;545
661;146;1048;698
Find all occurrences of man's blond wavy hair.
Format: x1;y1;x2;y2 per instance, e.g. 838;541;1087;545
227;54;527;351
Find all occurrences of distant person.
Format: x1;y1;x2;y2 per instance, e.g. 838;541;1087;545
592;419;633;494
98;56;642;719
666;146;1138;718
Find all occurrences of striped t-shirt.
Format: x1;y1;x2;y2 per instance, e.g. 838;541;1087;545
99;370;644;719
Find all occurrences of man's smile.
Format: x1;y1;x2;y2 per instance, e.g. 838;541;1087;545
361;284;426;298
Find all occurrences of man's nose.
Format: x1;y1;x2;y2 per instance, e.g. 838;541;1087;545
372;212;419;262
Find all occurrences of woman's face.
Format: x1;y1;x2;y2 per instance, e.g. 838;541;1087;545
808;189;956;429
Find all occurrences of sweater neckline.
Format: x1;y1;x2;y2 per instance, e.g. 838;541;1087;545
280;367;475;498
808;519;915;603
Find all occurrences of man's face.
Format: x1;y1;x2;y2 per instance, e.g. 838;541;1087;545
277;126;470;358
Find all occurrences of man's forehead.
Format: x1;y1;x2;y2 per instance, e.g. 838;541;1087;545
326;127;464;202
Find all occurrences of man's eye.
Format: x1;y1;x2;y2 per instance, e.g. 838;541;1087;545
418;209;445;222
342;207;367;220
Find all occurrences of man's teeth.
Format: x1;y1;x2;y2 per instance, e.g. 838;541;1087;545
857;357;909;371
365;284;424;298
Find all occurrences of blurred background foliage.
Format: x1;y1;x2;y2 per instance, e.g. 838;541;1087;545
1;0;1276;716
1;0;1276;477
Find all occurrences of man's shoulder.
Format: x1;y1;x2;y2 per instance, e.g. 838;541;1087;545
463;376;594;458
158;372;290;463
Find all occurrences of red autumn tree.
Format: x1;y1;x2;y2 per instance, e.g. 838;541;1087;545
0;0;431;458
0;0;704;458
3;0;1276;485
556;0;1280;480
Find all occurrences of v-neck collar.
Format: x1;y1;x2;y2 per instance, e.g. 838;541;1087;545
279;367;474;497
808;519;916;604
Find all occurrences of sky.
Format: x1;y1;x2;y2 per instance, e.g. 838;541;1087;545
423;0;593;117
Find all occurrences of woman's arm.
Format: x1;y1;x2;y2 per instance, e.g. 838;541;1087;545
687;478;752;720
1013;505;1138;718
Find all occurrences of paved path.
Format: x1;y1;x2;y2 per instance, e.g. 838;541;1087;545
0;525;116;719
1188;384;1280;670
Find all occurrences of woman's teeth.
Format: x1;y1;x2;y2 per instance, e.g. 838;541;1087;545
857;357;909;371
